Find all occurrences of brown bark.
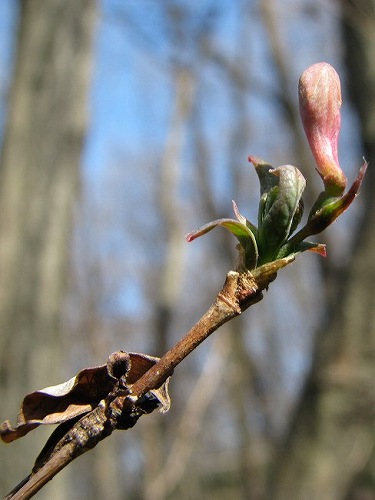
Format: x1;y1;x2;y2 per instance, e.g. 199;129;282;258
0;0;96;496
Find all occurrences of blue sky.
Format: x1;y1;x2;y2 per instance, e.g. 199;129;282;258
0;1;362;321
0;0;363;316
0;0;18;140
0;1;361;171
0;0;366;428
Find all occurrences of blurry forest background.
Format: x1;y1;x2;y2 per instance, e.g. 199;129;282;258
0;1;374;499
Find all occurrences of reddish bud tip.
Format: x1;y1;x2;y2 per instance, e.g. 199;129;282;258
299;62;346;196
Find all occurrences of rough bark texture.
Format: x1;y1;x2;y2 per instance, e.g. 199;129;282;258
270;2;375;499
0;0;96;496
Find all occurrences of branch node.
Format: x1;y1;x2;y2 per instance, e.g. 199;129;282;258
217;291;241;314
217;271;242;314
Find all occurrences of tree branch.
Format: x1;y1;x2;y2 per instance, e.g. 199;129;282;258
4;256;293;499
128;257;293;401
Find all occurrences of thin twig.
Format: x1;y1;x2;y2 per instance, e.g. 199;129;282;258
4;257;293;500
128;259;292;401
5;405;112;500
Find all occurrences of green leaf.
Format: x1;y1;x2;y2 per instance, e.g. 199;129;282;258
257;165;306;263
249;156;278;195
186;218;258;269
232;200;258;236
287;160;368;246
276;240;326;260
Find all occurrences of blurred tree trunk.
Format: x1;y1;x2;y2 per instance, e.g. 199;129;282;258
0;0;96;497
269;2;375;499
142;66;194;500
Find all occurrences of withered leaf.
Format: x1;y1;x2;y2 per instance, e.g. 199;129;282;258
1;351;171;443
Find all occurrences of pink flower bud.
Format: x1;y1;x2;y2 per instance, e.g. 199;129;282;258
299;62;346;195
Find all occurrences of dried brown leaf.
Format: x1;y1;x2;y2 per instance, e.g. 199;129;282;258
1;351;171;443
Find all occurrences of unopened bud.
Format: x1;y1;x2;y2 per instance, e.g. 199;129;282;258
299;62;346;195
